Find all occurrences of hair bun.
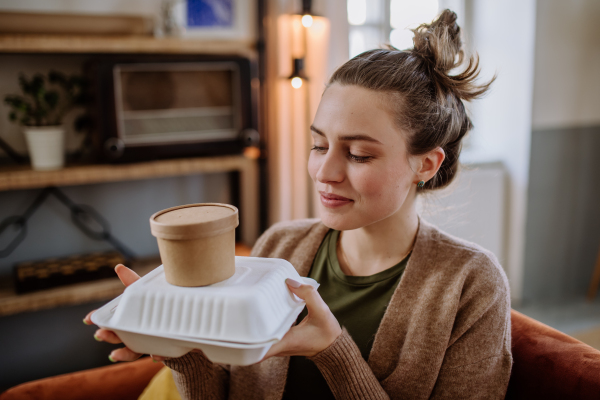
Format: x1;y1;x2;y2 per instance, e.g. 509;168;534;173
410;9;492;102
412;9;462;73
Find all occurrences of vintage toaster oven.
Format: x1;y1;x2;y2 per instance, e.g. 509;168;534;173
87;55;258;162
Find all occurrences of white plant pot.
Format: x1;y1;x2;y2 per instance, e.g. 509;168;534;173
23;126;65;171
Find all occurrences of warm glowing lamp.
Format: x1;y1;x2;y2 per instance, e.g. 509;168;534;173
291;77;303;89
288;58;308;89
299;0;316;28
301;14;313;27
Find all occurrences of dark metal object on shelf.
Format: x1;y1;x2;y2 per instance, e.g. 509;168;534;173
0;186;135;260
13;251;127;294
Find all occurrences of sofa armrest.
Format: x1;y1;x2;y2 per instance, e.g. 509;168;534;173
507;310;600;400
0;357;163;400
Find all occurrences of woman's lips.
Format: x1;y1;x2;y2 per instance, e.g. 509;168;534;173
319;191;353;208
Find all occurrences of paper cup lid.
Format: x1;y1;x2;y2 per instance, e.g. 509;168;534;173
150;203;238;240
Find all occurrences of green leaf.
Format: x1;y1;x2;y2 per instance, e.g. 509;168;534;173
18;74;31;94
4;94;25;108
44;90;59;109
31;74;45;94
48;70;67;86
9;111;17;121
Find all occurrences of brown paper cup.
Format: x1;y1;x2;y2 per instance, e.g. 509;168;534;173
150;203;239;287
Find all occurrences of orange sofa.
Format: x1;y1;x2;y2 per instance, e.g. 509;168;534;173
2;310;600;400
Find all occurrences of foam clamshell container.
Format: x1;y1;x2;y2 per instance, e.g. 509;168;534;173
92;257;318;366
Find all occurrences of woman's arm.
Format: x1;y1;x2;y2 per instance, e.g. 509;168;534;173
264;280;390;400
163;352;229;400
308;328;390;400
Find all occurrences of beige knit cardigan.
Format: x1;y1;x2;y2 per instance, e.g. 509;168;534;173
164;218;512;399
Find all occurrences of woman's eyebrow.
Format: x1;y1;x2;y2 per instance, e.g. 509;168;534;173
310;125;383;145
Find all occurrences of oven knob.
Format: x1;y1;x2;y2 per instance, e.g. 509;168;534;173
104;138;125;158
240;129;260;146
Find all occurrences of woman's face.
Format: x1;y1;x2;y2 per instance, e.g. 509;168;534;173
308;83;418;231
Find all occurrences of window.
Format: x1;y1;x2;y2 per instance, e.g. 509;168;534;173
347;0;465;58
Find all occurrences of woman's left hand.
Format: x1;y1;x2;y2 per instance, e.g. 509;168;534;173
261;278;342;360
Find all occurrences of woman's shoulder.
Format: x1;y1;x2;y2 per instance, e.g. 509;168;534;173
250;218;329;259
417;218;509;294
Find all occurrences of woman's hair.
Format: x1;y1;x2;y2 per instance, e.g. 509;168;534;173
328;9;493;190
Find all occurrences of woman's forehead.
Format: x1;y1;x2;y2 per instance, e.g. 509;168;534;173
314;84;402;143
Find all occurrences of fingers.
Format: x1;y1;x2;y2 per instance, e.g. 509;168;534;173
94;329;123;344
285;279;329;318
83;310;96;325
262;340;284;360
109;347;143;362
115;264;141;287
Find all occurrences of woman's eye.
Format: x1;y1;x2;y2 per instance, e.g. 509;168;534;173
349;153;372;163
310;146;372;163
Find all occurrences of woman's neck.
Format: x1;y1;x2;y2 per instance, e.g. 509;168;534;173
337;199;419;277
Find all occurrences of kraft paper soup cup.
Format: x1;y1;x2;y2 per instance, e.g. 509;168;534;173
150;203;239;287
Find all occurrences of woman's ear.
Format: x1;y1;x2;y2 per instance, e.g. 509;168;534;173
415;147;445;182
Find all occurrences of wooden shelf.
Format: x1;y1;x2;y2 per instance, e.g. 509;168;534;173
0;244;251;317
0;155;255;192
0;33;256;57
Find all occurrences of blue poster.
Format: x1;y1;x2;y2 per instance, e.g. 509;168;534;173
187;0;234;28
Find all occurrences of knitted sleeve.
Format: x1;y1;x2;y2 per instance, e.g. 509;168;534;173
429;253;513;399
163;351;229;400
308;328;390;400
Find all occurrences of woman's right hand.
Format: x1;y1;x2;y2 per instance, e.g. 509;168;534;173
84;264;166;362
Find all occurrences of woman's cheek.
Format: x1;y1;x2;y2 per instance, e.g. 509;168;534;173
352;166;388;198
307;154;319;182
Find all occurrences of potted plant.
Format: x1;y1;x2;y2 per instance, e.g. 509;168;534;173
4;71;85;170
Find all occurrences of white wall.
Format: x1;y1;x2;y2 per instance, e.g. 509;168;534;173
531;0;600;130
419;162;507;262
460;0;537;303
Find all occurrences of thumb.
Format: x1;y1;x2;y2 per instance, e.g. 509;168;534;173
285;278;328;318
115;264;141;287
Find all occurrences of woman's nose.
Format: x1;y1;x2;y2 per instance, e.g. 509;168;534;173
316;151;345;184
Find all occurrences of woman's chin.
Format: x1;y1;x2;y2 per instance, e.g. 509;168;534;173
319;211;364;231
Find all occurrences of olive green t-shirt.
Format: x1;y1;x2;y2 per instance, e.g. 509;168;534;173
282;229;410;400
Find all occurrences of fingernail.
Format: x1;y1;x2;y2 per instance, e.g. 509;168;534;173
83;319;90;325
152;359;158;363
286;278;302;288
94;334;102;342
108;354;117;363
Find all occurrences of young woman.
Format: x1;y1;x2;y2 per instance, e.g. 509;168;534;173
87;10;511;399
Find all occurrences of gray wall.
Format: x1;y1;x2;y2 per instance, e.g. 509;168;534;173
522;0;600;303
523;125;600;302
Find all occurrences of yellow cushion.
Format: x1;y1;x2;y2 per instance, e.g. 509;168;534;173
138;366;182;400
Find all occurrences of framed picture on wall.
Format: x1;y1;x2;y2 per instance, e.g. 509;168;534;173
173;0;256;41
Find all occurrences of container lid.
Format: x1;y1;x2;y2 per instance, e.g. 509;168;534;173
150;203;238;240
91;257;319;344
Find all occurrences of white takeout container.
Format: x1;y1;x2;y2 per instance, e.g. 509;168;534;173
91;257;318;365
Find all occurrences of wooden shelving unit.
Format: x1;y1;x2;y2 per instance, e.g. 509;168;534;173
0;154;260;246
0;244;251;317
0;33;256;56
0;32;261;317
0;155;254;191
